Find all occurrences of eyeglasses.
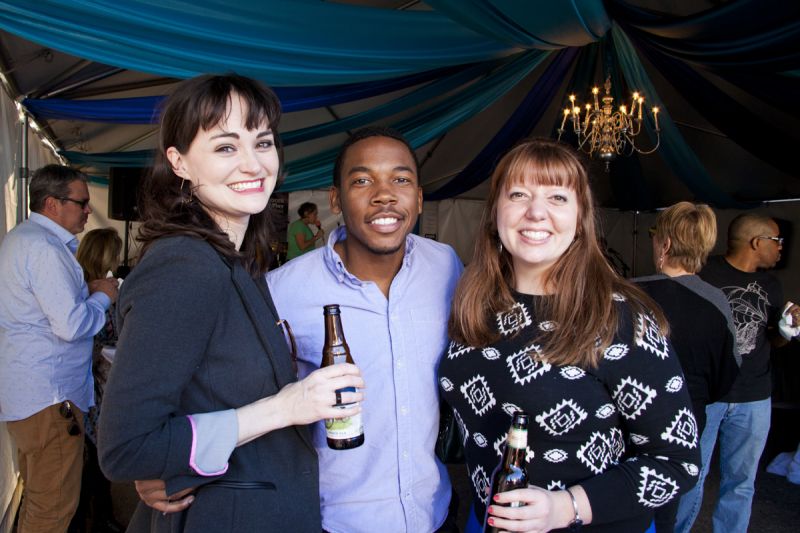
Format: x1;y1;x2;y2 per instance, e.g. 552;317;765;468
757;235;784;246
56;196;90;209
59;401;81;436
276;319;298;377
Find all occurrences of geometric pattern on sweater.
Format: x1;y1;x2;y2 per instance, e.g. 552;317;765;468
460;374;496;416
635;313;670;360
506;344;551;385
660;407;698;448
612;377;657;420
664;375;684;393
497;301;531;335
437;292;701;529
637;466;679;508
535;398;588;436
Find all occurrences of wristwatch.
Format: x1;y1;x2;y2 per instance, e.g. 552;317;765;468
565;487;583;531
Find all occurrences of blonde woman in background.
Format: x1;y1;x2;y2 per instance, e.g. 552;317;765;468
635;202;740;533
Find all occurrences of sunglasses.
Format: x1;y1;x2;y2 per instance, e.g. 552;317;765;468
59;401;81;437
56;196;91;209
757;235;784;246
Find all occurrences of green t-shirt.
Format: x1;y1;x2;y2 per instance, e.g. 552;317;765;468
286;218;316;260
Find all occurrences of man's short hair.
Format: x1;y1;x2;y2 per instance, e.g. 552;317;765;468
29;164;88;213
332;126;419;188
727;213;776;251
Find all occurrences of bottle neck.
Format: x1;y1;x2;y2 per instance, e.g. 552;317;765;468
503;427;527;466
323;312;350;361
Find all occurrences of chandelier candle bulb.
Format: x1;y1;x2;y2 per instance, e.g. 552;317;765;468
556;75;662;169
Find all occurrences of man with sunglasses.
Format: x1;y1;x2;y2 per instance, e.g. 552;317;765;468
676;213;799;533
0;164;118;532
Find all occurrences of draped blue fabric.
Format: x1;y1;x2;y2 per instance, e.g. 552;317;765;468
282;50;551;191
3;0;797;208
281;60;505;146
606;0;800;71
59;50;549;181
22;64;481;123
426;0;609;49
426;48;579;200
611;24;751;209
627;31;799;177
0;0;515;85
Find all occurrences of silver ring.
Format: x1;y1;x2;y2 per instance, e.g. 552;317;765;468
335;390;343;406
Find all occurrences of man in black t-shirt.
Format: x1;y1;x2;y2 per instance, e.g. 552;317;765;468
676;213;799;533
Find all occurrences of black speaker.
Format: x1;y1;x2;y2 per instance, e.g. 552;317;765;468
108;167;146;221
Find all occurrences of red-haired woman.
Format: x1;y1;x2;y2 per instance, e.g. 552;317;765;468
439;139;700;532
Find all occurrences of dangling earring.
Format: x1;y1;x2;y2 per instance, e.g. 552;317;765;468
657;254;665;273
180;179;193;204
498;241;504;253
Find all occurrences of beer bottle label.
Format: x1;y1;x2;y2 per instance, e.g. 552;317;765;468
325;404;363;440
507;427;527;449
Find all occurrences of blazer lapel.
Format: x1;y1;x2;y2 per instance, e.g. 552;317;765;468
230;264;295;389
229;263;316;451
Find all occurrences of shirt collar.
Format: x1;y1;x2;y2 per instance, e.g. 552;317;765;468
323;225;417;284
29;212;78;252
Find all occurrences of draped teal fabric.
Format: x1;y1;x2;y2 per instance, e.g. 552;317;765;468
426;0;609;48
611;24;750;208
0;0;515;85
59;50;549;186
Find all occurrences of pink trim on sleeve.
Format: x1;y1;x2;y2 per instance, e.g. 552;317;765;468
187;414;229;476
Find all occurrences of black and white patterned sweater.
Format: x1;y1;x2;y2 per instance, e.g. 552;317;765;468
438;292;700;532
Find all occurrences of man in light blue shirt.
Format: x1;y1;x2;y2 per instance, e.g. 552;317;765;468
267;127;462;532
0;164;118;532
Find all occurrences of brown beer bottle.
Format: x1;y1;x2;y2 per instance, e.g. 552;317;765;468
321;304;364;449
485;411;529;533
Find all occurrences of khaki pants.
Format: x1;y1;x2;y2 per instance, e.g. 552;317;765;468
6;403;85;533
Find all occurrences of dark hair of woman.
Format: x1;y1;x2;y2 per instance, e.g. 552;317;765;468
297;202;317;218
448;137;668;368
137;74;282;276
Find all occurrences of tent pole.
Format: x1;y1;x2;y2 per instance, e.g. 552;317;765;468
16;114;29;224
631;210;639;277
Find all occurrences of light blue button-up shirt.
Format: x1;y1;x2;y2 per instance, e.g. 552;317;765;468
267;226;462;533
0;212;110;420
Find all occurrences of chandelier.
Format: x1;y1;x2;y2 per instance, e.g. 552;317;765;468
557;76;661;170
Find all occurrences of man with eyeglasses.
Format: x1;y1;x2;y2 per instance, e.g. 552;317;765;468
0;164;118;532
676;212;799;533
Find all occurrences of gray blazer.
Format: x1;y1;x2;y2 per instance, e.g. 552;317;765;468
99;236;320;532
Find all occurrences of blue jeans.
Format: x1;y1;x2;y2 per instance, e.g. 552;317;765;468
675;398;771;533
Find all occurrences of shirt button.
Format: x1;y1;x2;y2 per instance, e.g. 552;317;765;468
402;451;409;458
400;406;408;415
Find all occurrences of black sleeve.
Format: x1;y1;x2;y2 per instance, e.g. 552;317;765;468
580;306;702;526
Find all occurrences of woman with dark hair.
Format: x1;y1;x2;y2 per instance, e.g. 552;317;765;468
636;201;739;533
286;201;324;260
98;74;363;532
439;138;700;532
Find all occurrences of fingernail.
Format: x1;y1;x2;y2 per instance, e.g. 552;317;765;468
487;506;493;514
493;494;500;501
487;518;495;526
